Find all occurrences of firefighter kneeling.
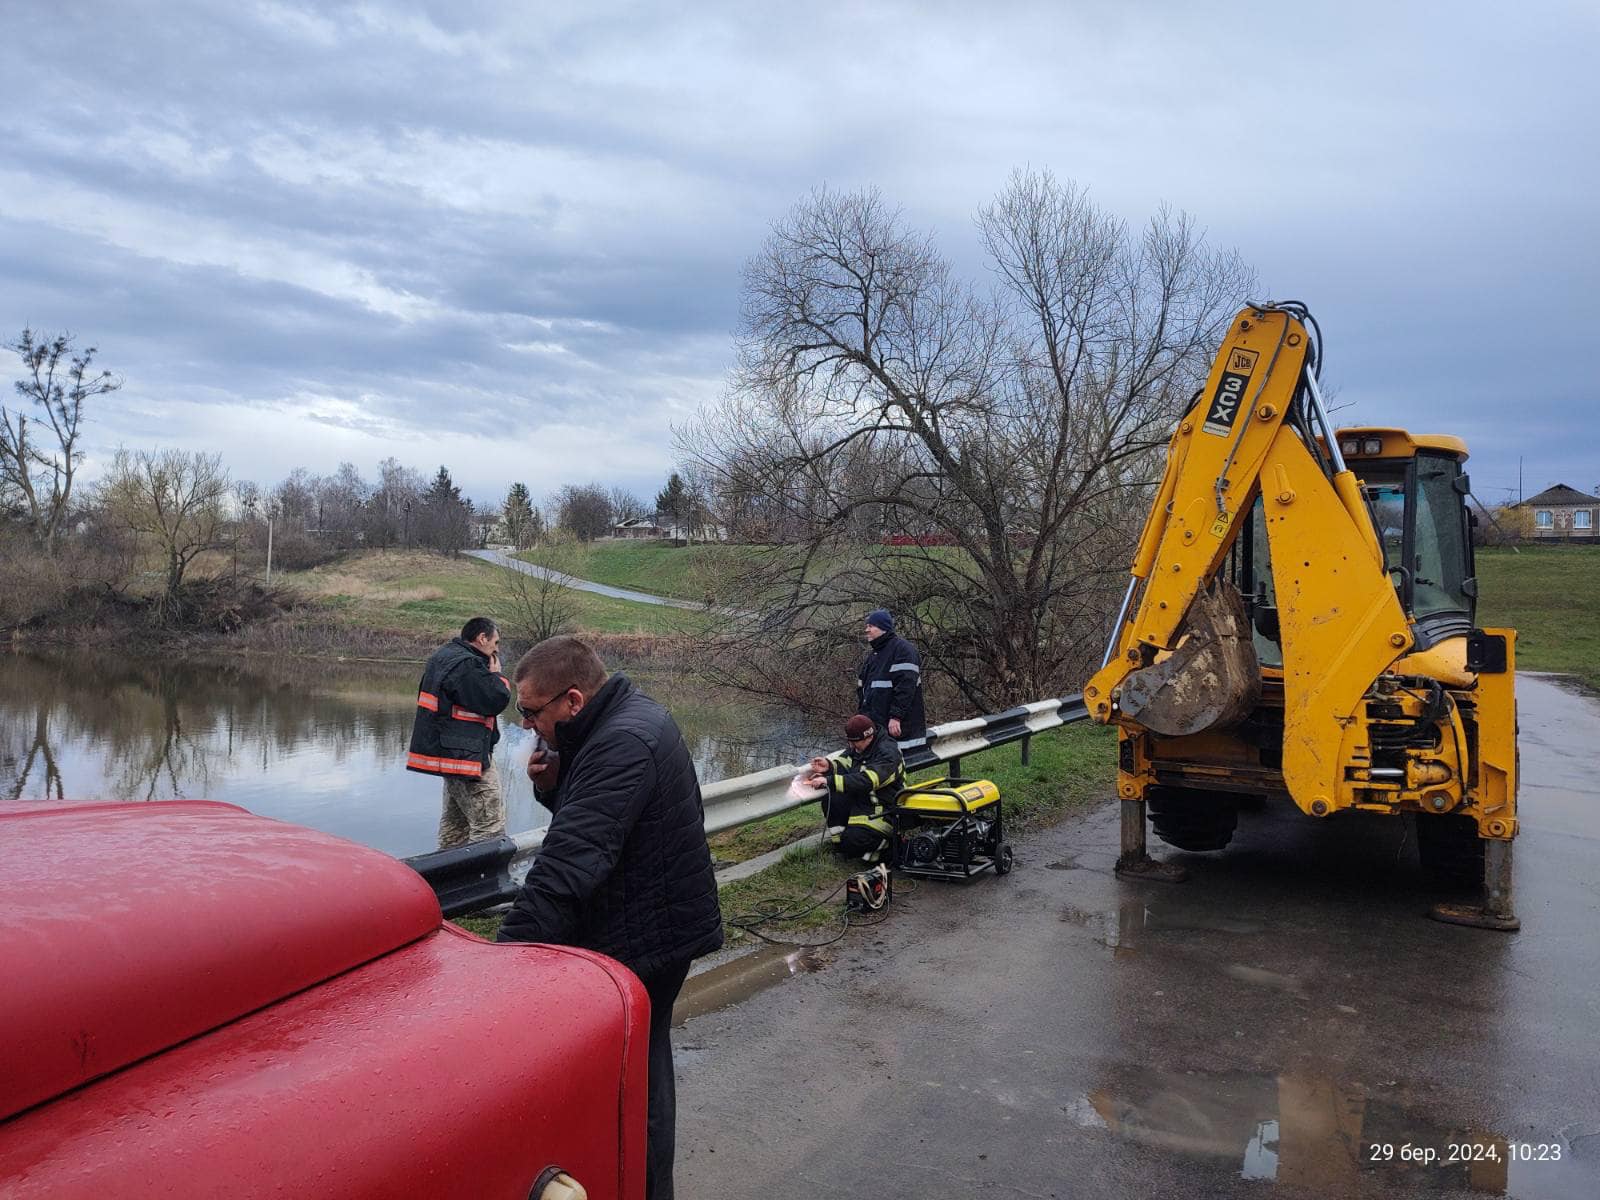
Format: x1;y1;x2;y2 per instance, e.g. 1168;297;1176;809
807;714;904;908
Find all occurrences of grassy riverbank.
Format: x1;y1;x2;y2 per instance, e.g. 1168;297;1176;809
454;720;1116;944
284;550;709;640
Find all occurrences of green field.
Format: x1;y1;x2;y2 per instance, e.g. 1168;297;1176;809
1476;545;1600;691
284;550;710;638
517;540;755;602
517;539;980;622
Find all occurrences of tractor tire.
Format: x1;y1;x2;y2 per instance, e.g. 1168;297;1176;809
1146;786;1238;852
1415;812;1484;891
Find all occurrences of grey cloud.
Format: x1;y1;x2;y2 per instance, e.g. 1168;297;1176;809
2;0;1595;502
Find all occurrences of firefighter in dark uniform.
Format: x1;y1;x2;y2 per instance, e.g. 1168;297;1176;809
407;615;512;848
857;608;926;741
808;713;905;862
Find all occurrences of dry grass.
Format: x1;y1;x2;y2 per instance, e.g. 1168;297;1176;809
290;550;457;602
292;574;449;604
277;549;710;639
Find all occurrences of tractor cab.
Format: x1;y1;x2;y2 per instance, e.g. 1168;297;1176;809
1231;427;1477;667
1337;427;1476;648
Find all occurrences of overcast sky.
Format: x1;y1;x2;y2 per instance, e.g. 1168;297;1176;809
4;0;1596;508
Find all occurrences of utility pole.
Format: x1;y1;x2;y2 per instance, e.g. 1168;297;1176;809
265;512;274;584
1518;457;1523;505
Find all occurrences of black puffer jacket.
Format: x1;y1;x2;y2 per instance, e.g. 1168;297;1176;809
497;674;724;976
857;631;927;740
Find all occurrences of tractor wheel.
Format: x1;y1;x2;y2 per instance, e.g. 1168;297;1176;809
1147;786;1238;852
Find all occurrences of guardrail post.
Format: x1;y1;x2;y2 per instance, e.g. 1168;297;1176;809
948;756;962;777
1020;733;1032;766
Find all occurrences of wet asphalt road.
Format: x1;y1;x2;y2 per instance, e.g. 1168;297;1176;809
673;675;1599;1199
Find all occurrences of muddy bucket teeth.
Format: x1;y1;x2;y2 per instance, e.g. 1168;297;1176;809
1118;581;1261;736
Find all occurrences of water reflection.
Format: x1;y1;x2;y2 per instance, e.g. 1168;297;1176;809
0;653;827;857
1085;1063;1589;1194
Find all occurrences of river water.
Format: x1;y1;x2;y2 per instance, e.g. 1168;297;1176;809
0;652;827;857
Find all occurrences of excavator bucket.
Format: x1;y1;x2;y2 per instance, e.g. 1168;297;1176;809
1118;580;1261;736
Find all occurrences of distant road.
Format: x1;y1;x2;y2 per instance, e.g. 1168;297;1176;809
467;549;755;618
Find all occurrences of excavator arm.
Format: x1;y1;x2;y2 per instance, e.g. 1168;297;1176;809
1089;303;1410;809
1090;302;1518;929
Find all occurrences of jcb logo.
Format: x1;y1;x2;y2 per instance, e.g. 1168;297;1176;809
1203;347;1259;437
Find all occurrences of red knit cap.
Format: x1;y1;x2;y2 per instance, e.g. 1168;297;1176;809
844;714;875;739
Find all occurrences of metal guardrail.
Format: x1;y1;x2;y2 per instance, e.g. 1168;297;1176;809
406;694;1090;916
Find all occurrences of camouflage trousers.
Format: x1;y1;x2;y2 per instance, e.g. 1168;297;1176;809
437;770;506;849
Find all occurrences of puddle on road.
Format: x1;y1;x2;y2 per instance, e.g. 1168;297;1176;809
1222;963;1307;998
1064;899;1266;957
1079;1063;1590;1196
673;944;827;1024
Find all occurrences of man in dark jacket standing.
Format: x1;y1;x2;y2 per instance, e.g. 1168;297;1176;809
497;635;723;1200
857;608;926;741
407;616;512;848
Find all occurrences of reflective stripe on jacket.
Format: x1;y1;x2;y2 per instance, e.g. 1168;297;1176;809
406;638;511;779
826;726;906;827
856;631;927;739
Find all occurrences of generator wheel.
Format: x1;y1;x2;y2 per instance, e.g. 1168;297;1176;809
1416;812;1484;891
994;843;1014;875
1147;786;1237;852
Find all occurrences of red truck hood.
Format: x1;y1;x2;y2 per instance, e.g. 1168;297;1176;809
0;801;441;1121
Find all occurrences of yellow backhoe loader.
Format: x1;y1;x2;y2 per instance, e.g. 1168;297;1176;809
1088;301;1519;930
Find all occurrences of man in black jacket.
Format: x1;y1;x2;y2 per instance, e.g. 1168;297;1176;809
497;636;723;1200
857;607;926;740
807;713;906;862
407;616;512;848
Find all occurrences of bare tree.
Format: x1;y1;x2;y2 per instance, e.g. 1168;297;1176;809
556;482;613;541
365;457;423;548
100;448;230;616
680;173;1254;710
496;533;582;643
3;329;121;554
312;462;370;549
609;486;648;524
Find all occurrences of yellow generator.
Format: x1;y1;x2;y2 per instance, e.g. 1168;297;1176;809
892;778;1013;880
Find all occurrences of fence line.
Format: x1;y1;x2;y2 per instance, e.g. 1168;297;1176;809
406;694;1090;916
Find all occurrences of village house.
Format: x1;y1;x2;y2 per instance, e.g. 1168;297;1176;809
1519;484;1600;540
609;514;728;542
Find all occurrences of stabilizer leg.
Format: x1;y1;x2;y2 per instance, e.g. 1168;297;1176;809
1114;796;1187;883
1429;837;1520;932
